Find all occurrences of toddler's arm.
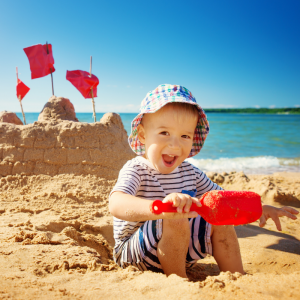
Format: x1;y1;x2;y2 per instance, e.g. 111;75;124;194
259;205;299;231
109;192;200;222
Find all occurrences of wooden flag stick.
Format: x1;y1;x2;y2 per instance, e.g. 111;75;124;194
16;67;26;125
90;56;96;122
19;95;27;125
46;41;54;96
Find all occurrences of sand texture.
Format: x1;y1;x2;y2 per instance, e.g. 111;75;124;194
0;112;134;179
0;111;23;125
38;96;79;122
0;104;299;299
0;171;299;300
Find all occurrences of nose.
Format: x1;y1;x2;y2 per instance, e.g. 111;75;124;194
168;136;180;150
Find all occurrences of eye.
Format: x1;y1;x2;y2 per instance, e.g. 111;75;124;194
160;131;169;136
182;135;191;139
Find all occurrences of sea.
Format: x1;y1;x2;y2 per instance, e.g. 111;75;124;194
17;112;300;175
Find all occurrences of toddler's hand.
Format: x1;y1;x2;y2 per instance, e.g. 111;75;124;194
162;193;201;218
259;205;299;231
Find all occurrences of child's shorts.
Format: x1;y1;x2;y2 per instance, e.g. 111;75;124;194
113;215;212;272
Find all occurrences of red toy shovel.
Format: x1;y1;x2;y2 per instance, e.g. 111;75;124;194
150;190;262;225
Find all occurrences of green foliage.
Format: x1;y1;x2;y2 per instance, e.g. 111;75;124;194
204;108;300;114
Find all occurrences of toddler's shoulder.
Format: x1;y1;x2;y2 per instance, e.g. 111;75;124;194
120;156;153;176
180;160;205;176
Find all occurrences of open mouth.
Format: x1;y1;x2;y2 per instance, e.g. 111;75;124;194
162;154;177;167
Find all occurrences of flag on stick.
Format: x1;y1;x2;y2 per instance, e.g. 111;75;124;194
16;79;30;100
23;42;55;95
66;70;99;98
66;58;99;122
23;43;55;79
16;67;30;125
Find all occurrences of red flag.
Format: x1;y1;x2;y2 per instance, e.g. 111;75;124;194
16;79;30;100
66;70;99;98
23;44;55;79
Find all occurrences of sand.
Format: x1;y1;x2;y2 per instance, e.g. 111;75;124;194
0;103;299;299
0;171;299;300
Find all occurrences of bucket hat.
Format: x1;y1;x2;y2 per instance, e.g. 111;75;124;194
128;84;209;158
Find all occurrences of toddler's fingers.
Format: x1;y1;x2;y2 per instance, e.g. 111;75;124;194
183;196;193;213
192;197;202;207
271;216;282;231
259;215;266;228
278;207;298;220
280;206;299;217
176;194;189;213
166;194;181;207
173;195;180;207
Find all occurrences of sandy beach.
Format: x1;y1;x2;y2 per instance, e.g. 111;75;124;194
0;104;299;300
0;171;299;299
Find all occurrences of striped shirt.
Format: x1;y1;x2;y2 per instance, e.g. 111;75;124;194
110;156;222;256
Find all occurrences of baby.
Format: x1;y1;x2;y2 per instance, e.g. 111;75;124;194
109;84;298;278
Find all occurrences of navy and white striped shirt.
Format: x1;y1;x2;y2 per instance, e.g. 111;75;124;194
110;156;222;252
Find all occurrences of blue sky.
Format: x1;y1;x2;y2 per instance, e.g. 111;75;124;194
0;0;299;113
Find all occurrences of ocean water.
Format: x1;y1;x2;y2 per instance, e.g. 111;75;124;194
16;112;300;174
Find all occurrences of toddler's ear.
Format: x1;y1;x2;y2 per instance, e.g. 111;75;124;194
137;124;146;144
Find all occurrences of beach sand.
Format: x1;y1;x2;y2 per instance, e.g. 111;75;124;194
0;171;299;300
0;105;299;299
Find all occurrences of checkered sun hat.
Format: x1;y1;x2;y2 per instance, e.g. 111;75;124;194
128;84;210;158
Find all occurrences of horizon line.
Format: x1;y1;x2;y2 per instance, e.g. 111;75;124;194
10;107;300;113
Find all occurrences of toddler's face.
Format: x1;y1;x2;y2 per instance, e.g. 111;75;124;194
137;105;198;174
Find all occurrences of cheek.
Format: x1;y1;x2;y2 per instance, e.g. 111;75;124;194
184;140;194;153
146;143;159;156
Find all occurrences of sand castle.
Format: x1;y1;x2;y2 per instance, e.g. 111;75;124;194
0;96;135;179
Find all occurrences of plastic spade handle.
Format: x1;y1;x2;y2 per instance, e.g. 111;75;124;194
150;190;263;226
151;201;201;214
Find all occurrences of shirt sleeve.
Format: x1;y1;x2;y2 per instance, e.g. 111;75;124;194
110;163;141;197
193;166;223;198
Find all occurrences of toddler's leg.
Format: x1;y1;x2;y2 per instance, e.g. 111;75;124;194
211;225;244;274
157;218;190;278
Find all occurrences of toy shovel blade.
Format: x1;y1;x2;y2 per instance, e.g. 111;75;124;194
150;190;262;226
